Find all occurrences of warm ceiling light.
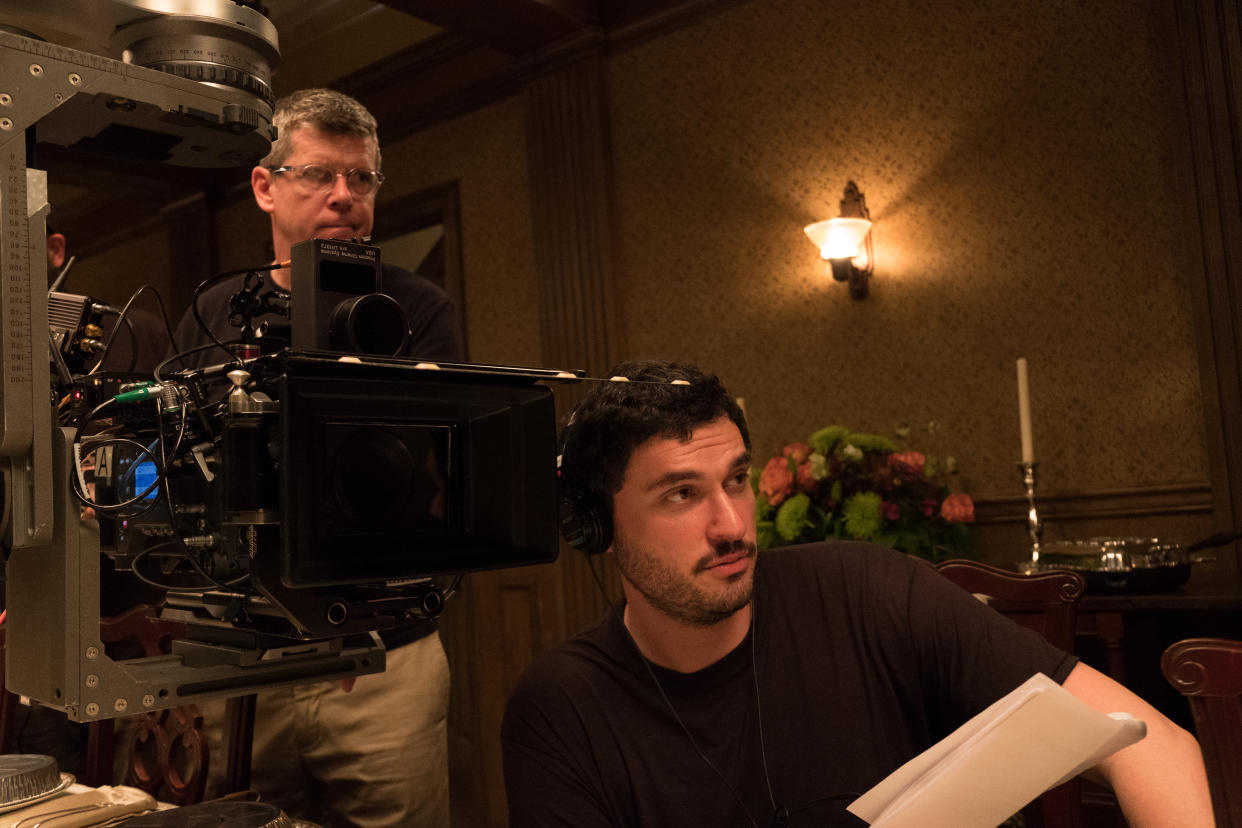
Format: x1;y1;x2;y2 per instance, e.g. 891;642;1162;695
804;181;874;299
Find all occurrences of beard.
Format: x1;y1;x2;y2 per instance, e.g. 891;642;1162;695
614;535;757;627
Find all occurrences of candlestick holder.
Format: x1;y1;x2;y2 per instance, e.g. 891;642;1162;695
1018;462;1043;563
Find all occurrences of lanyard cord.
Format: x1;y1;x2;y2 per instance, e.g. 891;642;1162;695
750;605;784;825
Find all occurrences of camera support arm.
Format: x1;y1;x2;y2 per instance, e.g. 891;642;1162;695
5;426;386;723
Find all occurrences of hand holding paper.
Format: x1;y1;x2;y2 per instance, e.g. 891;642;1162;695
848;673;1145;828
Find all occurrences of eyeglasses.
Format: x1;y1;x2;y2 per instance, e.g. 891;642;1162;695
267;164;385;197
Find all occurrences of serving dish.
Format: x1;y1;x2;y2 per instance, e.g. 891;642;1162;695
1018;536;1212;593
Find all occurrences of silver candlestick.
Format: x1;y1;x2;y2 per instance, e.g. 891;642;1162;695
1018;462;1043;563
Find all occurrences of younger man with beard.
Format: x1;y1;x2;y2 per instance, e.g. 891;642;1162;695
501;360;1210;827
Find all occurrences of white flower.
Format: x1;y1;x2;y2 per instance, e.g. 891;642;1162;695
809;452;829;480
841;444;863;462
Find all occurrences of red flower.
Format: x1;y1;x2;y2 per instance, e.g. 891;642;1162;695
940;493;975;523
783;442;812;464
759;457;794;506
889;451;926;476
795;461;816;491
883;501;901;520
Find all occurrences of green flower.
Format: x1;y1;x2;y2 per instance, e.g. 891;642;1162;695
757;520;779;550
808;452;829;481
844;432;898;454
809;426;850;456
842;491;883;540
774;493;813;542
755;494;774;522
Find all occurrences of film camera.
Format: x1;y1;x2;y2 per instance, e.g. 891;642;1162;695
34;240;565;716
0;10;565;719
91;274;562;641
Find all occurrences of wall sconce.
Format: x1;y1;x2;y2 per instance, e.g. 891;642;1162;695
804;180;873;300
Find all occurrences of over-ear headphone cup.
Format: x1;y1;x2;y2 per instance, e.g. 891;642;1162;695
558;486;612;556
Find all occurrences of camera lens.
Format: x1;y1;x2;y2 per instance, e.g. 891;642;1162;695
328;294;408;356
330;428;416;523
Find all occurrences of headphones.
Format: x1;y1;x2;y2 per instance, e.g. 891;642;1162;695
556;416;613;556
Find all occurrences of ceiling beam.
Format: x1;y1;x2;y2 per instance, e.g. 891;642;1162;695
374;0;597;55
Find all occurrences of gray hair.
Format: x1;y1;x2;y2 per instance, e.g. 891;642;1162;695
261;88;381;169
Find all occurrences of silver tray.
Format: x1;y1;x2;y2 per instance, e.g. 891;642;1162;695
1019;537;1210;593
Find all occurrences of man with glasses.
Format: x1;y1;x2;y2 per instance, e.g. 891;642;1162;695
174;88;461;827
172;87;461;365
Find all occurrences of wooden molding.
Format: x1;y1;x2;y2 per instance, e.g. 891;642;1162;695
376;0;594;56
338;0;739;146
973;481;1215;524
371;180;468;357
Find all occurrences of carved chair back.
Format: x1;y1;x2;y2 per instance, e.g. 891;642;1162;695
935;558;1087;828
1162;637;1242;827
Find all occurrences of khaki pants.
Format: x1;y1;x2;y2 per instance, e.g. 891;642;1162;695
201;631;450;828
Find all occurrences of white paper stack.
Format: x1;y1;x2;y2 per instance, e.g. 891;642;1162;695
848;673;1146;828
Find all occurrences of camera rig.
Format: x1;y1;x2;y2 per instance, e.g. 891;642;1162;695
0;16;566;722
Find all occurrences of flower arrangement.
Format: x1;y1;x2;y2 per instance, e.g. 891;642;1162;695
753;424;975;562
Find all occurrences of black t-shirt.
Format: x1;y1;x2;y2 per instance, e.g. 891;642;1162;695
95;307;171;374
501;542;1078;827
169;263;463;369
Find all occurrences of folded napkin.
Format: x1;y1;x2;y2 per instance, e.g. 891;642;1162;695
1;785;157;828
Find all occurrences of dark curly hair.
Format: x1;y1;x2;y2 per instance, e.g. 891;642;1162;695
560;360;750;510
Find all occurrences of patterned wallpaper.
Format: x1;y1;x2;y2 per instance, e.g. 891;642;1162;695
383;98;543;368
72;0;1207;512
604;0;1207;500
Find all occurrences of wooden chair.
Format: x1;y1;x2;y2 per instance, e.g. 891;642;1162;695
1161;637;1242;827
935;559;1087;828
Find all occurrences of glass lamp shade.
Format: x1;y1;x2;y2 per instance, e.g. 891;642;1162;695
804;217;872;260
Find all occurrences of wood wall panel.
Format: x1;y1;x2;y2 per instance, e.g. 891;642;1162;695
1163;0;1242;574
525;49;627;638
525;49;626;376
972;481;1218;575
445;570;567;827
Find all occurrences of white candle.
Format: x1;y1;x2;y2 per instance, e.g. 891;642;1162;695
1016;358;1034;463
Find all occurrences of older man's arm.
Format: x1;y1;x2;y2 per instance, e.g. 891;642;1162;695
1062;661;1214;826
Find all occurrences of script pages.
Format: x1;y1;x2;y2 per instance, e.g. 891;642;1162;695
847;672;1146;828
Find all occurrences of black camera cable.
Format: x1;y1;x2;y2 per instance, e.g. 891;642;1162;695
85;284;179;379
183;261;289;369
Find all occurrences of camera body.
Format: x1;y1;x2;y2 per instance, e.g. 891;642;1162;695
97;351;561;641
